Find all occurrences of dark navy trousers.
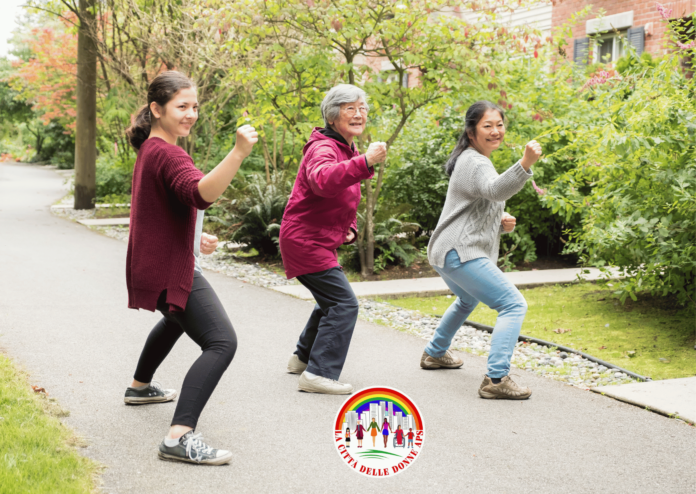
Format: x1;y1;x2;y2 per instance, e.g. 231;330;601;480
295;267;359;380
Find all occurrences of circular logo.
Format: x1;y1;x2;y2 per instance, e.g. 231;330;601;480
333;387;424;478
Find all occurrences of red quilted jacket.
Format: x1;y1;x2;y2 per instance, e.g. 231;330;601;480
279;128;374;279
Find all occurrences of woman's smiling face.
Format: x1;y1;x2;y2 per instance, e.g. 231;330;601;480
150;87;199;139
329;99;367;144
469;108;505;156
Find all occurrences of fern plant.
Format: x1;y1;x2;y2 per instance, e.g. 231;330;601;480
208;172;291;257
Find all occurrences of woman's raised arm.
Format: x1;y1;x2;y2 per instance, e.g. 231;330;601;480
198;125;258;203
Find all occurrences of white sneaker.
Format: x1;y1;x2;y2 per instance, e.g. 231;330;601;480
287;354;308;374
298;371;353;395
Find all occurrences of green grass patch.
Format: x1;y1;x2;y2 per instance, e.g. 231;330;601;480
0;354;100;493
384;283;696;381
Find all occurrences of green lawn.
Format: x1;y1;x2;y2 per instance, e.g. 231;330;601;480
0;354;99;493
385;283;696;381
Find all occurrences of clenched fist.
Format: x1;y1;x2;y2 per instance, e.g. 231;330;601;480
501;212;516;233
365;142;387;166
200;233;219;255
520;139;542;171
233;125;258;159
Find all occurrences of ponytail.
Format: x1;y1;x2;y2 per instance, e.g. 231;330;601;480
125;70;196;151
443;130;471;177
444;100;506;177
126;105;151;151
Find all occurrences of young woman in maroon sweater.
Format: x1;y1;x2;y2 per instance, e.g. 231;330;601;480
124;71;257;465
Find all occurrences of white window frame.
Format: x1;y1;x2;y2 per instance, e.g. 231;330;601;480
592;31;626;64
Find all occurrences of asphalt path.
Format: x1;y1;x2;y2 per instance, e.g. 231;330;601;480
1;161;695;493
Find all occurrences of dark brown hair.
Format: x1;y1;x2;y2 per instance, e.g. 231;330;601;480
126;71;196;150
444;100;505;176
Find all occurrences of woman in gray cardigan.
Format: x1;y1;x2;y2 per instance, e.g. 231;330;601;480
422;100;542;400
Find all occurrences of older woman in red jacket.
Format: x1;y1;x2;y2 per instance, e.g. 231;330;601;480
281;84;387;395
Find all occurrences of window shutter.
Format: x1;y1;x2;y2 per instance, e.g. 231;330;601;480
627;26;645;55
573;37;590;65
402;72;409;88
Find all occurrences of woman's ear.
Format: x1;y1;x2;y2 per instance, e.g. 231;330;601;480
150;102;162;120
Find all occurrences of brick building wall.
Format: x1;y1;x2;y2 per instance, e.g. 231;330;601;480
552;0;695;60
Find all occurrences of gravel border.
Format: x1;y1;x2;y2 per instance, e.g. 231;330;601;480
51;206;638;389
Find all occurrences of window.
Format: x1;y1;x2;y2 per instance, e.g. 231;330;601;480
379;61;409;88
378;71;409;88
573;27;645;65
593;32;626;64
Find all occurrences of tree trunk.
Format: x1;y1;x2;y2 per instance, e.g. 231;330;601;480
359;178;375;276
74;0;97;210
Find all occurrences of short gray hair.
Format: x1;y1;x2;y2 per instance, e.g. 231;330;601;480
320;84;369;127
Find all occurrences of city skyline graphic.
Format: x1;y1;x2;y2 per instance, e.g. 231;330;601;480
343;400;416;435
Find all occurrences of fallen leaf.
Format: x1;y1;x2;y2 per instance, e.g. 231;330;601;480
599;346;606;350
553;328;572;334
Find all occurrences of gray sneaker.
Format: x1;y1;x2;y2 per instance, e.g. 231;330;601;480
298;371;353;395
478;375;532;400
287;354;308;374
158;431;233;465
124;381;177;404
420;350;463;369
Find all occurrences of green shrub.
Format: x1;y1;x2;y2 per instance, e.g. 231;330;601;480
383;110;459;234
209;172;290;257
544;52;696;307
95;153;134;201
35;120;75;168
340;212;422;274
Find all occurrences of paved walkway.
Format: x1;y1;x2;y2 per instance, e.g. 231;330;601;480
594;377;696;425
272;267;620;300
1;162;695;493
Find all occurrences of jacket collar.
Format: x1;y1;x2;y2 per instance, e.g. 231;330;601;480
318;126;355;152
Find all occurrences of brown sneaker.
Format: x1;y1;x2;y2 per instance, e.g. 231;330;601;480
420;350;463;369
478;375;532;400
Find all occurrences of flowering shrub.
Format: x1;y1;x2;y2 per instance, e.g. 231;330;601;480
580;69;619;90
656;3;672;20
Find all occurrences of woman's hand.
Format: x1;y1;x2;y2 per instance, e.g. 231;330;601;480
200;233;219;255
501;213;516;233
345;230;355;243
232;125;259;159
520;139;542;171
365;142;387;166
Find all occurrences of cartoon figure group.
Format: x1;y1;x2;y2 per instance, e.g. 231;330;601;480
345;418;414;449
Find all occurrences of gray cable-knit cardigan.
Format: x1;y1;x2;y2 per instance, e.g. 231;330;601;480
428;148;533;268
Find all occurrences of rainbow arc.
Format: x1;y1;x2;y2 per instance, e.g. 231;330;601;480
334;387;423;431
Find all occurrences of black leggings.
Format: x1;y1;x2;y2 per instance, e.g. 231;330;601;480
133;272;237;429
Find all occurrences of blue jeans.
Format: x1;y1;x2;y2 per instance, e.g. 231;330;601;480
426;250;527;378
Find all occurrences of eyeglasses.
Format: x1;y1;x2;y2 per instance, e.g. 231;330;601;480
342;106;369;117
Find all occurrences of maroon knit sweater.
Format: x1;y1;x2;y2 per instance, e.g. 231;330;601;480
126;137;212;312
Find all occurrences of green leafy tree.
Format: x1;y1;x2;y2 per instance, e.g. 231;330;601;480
223;0;544;274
